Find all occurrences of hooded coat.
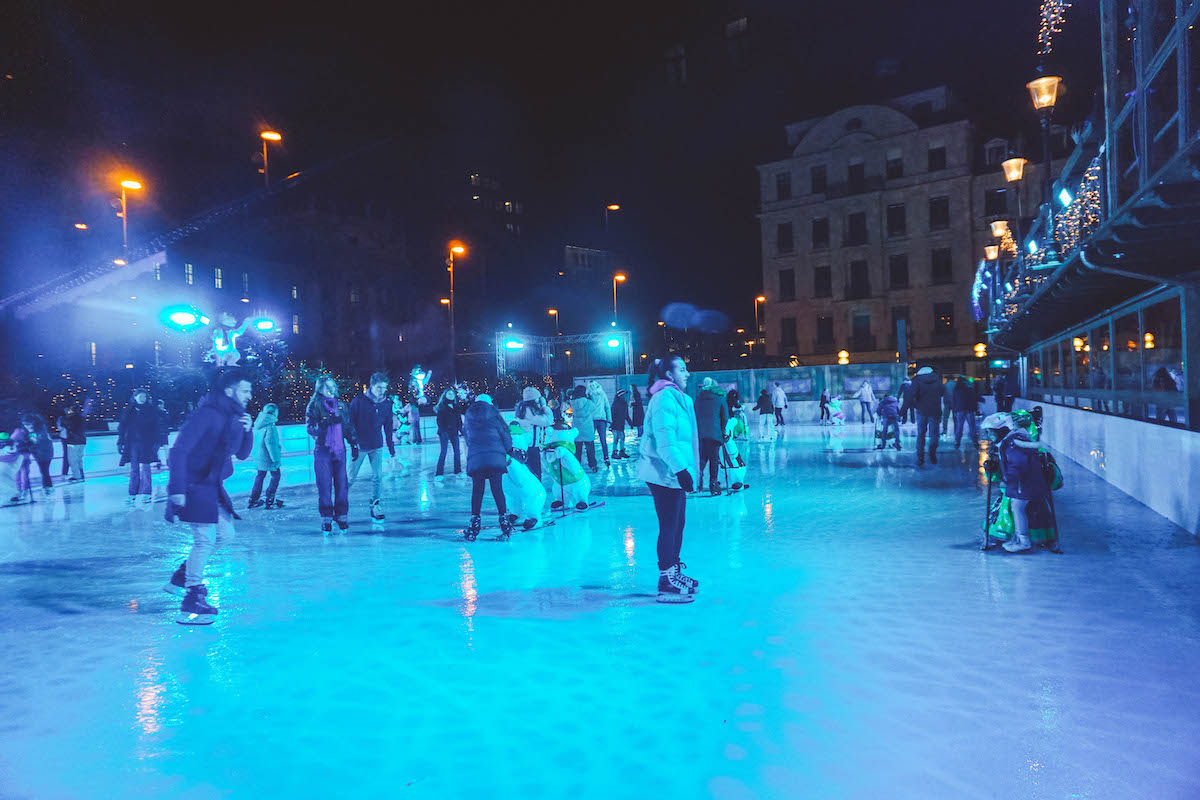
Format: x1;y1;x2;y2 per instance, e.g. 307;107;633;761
951;379;978;413
636;380;700;489
610;390;631;432
349;391;395;453
876;395;900;422
587;380;612;424
568;387;603;431
253;407;282;471
167;392;254;524
118;401;161;465
630;389;645;427
61;410;87;445
463;399;512;477
694;383;729;442
905;368;944;417
515;387;553;439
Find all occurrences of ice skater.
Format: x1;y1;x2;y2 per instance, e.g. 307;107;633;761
695;377;728;494
904;366;943;466
753;389;774;441
348;372;395;521
638;355;700;604
461;394;514;540
952;376;980;448
874;394;901;451
10;415;55;500
306;375;359;533
853;380;876;423
163;370;254;625
514;386;553;478
630;386;644;437
819;389;831;424
568;385;604;471
248;403;284;509
117;389;161;506
609;388;633;459
60;404;87;482
771;382;788;427
433;388;464;480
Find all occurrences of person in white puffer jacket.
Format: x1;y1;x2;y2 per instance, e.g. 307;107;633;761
637;355;701;604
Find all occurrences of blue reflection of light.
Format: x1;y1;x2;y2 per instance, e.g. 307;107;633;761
1058;188;1073;207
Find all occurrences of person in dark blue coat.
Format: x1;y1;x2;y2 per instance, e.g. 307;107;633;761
348;371;395;520
952;376;980;448
117;389;161;505
461;394;513;539
434;388;465;478
162;370;254;625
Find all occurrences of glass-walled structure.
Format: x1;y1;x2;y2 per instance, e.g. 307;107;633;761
1023;287;1189;428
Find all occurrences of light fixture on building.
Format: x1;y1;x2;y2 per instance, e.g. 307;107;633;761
1001;157;1028;182
837;349;849;365
1026;76;1062;111
984;245;1000;260
989;220;1010;238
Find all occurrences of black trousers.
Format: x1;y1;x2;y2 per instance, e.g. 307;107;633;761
820;405;830;421
60;439;69;475
437;432;461;475
471;472;506;516
649;482;686;571
250;469;281;502
698;438;721;487
525;444;542;479
774;408;784;426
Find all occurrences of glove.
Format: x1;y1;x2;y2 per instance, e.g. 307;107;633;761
675;470;694;493
350;445;360;462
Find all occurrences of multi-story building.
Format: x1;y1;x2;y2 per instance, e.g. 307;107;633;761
756;87;1059;372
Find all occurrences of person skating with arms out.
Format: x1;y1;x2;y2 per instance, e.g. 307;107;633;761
637;355;701;604
348;372;396;521
306;375;359;533
162;370;254;625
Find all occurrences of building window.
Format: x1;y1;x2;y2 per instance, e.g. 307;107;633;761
349;286;361;304
813;266;832;298
845;211;867;246
929;196;950;230
852;313;872;350
934;302;955;336
242;272;249;295
775;172;792;201
724;16;749;66
154;263;162;281
886;204;907;237
928;145;947;171
812;217;829;249
810;164;827;194
886;150;904;179
847;160;865;193
184;263;193;285
985;141;1007;166
665;44;687;85
984;187;1007;216
847;260;870;299
292;314;300;335
891;305;911;348
780;317;797;348
931;247;953;284
506;222;521;235
778;268;795;301
291;285;298;300
776;222;794;254
889;254;909;289
89;341;96;366
214;267;223;289
816;316;834;344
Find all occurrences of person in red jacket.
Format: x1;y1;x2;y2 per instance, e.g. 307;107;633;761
162;370;254;625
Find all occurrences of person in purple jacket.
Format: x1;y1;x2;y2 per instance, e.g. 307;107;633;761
306;375;359;534
348;371;395;521
161;370;254;625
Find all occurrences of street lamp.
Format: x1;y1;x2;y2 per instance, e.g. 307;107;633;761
74;223;88;230
447;240;466;382
548;308;560;335
612;273;626;323
604;203;620;232
984;245;1000;261
1026;75;1062;260
1001;155;1029;278
754;295;766;347
260;131;282;188
117;179;142;250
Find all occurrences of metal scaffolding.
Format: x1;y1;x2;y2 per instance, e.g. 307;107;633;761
494;330;633;377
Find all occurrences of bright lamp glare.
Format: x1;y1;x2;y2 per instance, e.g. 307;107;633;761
1058;188;1073;207
199;315;211;325
606;338;620;348
504;339;524;350
1028;240;1039;254
168;311;197;327
254;319;275;331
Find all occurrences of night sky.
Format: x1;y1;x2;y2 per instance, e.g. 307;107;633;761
1;0;1100;330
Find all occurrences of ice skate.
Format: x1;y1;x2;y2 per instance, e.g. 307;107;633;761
125;496;137;507
248;498;265;509
369;500;385;521
497;514;515;540
266;498;284;509
321;519;333;534
709;484;721;497
657;567;695;604
674;562;700;592
44;486;54;497
434;474;445;483
1002;534;1033;553
336;518;349;532
465;515;482;541
176;584;217;625
930;451;938;464
162;562;187;596
521;517;538;531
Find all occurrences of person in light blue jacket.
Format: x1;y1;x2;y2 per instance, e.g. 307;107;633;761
637;355;701;604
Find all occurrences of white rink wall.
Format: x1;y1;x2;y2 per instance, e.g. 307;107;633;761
1014;399;1200;534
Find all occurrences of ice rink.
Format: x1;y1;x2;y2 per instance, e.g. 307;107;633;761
1;422;1198;799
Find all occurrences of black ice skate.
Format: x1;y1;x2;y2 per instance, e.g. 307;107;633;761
465;515;482;541
248;498;265;509
176;584;217;625
497;515;515;540
656;566;695;604
370;500;385;521
336;518;350;532
674;562;700;593
321;519;333;534
266;498;284;509
162;562;187;596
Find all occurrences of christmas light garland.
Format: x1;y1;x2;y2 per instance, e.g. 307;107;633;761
1039;0;1071;57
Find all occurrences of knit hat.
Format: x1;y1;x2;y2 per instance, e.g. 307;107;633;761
476;394;493;405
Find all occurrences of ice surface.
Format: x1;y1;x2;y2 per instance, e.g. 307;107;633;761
1;423;1198;799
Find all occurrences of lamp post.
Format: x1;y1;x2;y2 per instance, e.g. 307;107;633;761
117;179;142;250
612;273;626;323
447;241;466;382
1026;75;1062;260
754;295;766;348
1001;155;1028;278
604;203;620;232
260;131;282;188
984;245;1000;326
548;308;560;335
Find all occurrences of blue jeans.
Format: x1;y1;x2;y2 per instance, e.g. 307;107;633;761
954;411;978;446
612;428;626;454
314;447;348;520
916;413;939;462
878;419;899;446
593;420;609;461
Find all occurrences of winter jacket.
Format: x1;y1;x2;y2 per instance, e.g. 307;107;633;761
515;387;553;442
253;408;282;471
349;392;395;454
61;411;87;445
853;383;877;405
166;392;254;524
876;396;900;421
588;380;612;424
771;385;788;409
951;380;978;413
463;400;512;477
694;384;728;442
569;391;603;432
435;399;464;436
306;395;357;458
899;380;915;408
753;392;774;415
11;426;54;462
942;381;956;412
904;369;943;417
637;380;699;489
610;391;632;432
117;402;161;465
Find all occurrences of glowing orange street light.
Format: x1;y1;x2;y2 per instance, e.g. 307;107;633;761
1026;76;1062;111
990;220;1010;238
612;273;627;322
440;298;450;305
984;245;1000;261
604;203;621;231
548;308;560;335
446;241;468;381
259;131;282;187
113;258;127;266
74;223;88;230
117;179;142;250
1001;157;1028;183
753;295;766;348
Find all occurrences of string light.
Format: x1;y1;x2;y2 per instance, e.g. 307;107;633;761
1039;0;1071;57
